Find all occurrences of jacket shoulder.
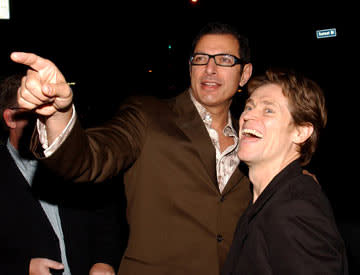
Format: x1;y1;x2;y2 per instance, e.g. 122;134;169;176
268;174;333;219
120;95;174;112
114;95;176;124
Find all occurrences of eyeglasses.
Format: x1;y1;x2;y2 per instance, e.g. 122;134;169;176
190;53;245;67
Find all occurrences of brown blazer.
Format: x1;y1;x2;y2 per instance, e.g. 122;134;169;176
33;90;251;275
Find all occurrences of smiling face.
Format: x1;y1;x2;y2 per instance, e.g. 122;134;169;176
238;84;301;169
190;34;251;111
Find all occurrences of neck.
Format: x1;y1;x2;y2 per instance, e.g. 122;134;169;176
205;103;231;131
8;132;20;150
248;154;299;203
8;129;33;159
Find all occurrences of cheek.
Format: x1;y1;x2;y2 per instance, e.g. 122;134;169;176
262;123;284;150
224;72;241;88
264;127;293;155
191;66;205;78
190;68;199;82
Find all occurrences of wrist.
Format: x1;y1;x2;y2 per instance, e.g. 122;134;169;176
43;104;74;145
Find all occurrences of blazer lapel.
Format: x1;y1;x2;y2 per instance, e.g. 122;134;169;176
0;146;59;238
232;201;252;249
172;91;218;189
220;116;249;195
222;164;247;195
247;160;302;222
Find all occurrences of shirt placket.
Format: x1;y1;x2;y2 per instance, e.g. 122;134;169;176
189;90;239;193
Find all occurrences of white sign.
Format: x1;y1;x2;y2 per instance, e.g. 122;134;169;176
0;0;10;19
316;28;337;39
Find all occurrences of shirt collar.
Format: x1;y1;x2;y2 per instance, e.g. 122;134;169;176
7;138;21;160
7;138;38;185
189;89;237;136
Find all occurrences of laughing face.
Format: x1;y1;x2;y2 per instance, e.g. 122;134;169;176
190;34;251;111
238;84;301;169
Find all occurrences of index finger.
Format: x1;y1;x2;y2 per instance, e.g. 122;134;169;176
10;52;52;72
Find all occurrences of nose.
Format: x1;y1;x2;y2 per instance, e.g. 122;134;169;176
205;57;217;75
239;108;257;132
241;107;258;121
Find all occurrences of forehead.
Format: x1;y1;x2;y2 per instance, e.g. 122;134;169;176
194;34;240;56
249;84;289;108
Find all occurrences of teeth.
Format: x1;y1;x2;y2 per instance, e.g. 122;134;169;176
242;128;263;138
204;82;217;86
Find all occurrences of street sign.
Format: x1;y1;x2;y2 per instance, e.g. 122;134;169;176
316;28;337;39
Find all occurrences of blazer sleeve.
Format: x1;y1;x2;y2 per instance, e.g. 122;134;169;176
31;97;148;183
264;199;346;275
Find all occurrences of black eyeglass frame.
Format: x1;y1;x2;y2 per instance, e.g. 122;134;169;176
190;52;245;67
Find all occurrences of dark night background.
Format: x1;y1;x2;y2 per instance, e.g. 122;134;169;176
1;0;358;273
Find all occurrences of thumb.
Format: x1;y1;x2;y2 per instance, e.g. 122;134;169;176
43;82;73;112
42;82;73;113
42;82;72;98
44;259;64;270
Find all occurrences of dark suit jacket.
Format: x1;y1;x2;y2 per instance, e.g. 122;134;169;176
32;91;252;275
221;160;348;275
0;145;122;274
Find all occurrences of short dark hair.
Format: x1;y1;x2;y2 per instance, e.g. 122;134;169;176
247;69;327;166
0;74;23;131
191;22;251;64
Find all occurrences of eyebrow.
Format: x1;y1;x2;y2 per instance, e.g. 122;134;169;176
262;100;277;107
245;98;279;108
193;52;237;57
245;98;255;106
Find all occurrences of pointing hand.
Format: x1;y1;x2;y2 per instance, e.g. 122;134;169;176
10;52;73;117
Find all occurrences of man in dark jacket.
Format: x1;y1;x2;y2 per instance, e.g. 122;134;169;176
0;74;122;274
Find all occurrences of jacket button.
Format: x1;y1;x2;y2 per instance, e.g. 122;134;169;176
216;234;224;242
220;195;225;202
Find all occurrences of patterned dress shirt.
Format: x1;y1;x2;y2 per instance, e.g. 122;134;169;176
189;90;240;193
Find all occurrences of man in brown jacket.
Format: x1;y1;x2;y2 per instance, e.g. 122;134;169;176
12;23;253;275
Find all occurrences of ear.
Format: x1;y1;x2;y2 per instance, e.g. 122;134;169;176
3;109;16;129
293;123;314;145
239;63;253;87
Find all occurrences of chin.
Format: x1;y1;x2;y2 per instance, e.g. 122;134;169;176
238;154;252;164
238;151;260;166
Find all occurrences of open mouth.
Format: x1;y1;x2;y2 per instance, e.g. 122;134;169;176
202;82;219;86
201;80;221;89
241;128;264;139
